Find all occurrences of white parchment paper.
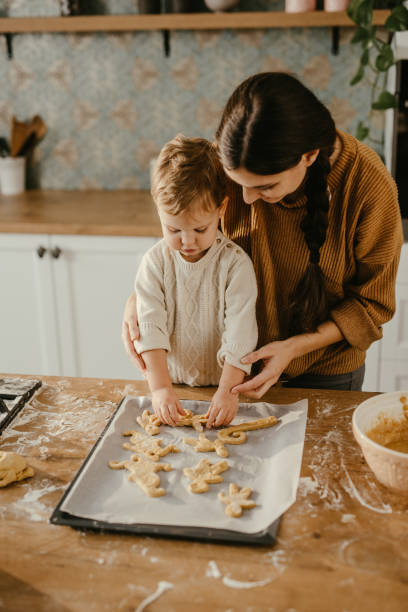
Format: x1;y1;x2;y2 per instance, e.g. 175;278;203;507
60;396;308;534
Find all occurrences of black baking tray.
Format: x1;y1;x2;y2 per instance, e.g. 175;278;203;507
50;398;280;545
0;377;42;434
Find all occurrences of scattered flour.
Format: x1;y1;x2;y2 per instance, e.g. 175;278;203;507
297;476;319;496
222;576;272;589
206;560;222;579
8;479;62;522
134;581;173;612
206;558;275;589
340;458;392;514
341;514;356;523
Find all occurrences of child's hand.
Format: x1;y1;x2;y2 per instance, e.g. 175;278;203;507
206;388;239;429
152;387;185;426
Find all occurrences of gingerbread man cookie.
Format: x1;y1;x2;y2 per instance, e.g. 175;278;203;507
184;433;229;458
177;409;208;432
122;430;179;461
137;409;162;435
217;415;278;445
218;483;256;518
0;451;34;488
183;458;229;494
109;454;172;497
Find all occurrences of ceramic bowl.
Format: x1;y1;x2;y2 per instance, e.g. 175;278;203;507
352;391;408;494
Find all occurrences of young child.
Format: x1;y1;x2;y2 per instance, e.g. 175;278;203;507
134;134;258;428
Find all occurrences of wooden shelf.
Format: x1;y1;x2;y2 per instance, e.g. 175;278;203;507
0;10;391;33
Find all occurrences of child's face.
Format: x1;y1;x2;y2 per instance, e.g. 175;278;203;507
158;200;226;263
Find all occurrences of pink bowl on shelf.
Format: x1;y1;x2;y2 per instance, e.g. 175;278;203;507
352;391;408;494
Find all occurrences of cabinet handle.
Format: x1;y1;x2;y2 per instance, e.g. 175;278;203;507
51;247;62;259
37;246;47;258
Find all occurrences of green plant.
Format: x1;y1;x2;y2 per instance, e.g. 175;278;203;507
347;0;408;144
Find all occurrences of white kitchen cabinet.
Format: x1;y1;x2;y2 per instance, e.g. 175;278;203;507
0;233;158;379
363;242;408;392
0;234;60;375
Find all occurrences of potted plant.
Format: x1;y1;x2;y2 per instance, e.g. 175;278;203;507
347;0;408;144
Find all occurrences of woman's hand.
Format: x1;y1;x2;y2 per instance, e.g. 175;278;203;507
206;387;239;428
152;387;185;426
121;293;146;372
231;340;295;399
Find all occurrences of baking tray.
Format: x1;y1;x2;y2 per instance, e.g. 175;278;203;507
0;377;42;434
51;396;308;545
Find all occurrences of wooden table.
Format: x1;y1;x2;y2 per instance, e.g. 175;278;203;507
0;375;407;612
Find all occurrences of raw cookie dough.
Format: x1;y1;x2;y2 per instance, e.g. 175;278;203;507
177;410;208;432
218;483;256;518
183;458;229;494
0;451;34;487
217;415;278;445
400;395;408;420
109;454;172;497
184;433;229;458
137;410;162;435
122;431;179;461
366;413;408;453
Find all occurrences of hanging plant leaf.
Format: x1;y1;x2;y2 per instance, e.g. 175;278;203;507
385;5;408;32
372;91;398;110
375;44;395;72
347;0;375;28
356;121;369;141
351;26;374;44
361;47;370;66
350;64;365;85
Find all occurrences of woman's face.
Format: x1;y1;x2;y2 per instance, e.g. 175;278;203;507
223;150;319;205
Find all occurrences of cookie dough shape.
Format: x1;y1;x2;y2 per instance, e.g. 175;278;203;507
218;483;256;518
184;433;229;458
217;415;278;445
183;458;229;494
137;409;162;435
109;454;171;497
0;451;34;488
122;430;179;461
177;409;208;432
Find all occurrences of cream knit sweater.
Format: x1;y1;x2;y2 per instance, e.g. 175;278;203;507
134;231;258;386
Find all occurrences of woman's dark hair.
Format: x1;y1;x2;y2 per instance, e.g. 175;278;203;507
216;72;336;335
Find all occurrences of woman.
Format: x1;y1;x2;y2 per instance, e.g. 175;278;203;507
122;72;403;397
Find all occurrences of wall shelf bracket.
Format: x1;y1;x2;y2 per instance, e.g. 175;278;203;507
331;26;339;55
162;29;170;57
4;33;13;59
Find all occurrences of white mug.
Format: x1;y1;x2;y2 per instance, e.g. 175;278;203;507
0;156;26;195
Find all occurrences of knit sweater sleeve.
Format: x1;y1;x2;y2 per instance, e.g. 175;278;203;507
217;250;258;374
330;156;403;351
133;245;171;354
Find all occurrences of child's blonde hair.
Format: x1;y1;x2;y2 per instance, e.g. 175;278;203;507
151;134;226;215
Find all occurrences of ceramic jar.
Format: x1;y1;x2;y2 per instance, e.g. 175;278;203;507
285;0;316;12
205;0;240;11
324;0;349;10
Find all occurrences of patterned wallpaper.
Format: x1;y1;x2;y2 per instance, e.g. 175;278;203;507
0;0;380;190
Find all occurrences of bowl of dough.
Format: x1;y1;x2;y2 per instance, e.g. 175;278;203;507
352;391;408;494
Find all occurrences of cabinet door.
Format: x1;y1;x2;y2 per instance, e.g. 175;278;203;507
0;234;60;375
50;235;158;379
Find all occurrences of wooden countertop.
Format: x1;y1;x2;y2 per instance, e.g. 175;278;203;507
1;375;407;611
1;189;407;241
0;190;162;237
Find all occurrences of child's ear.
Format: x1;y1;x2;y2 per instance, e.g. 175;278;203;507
219;196;229;217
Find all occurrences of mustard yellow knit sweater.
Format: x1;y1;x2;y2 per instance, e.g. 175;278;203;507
222;131;404;378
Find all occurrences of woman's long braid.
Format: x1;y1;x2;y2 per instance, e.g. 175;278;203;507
288;149;332;335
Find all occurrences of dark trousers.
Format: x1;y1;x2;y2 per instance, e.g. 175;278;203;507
282;363;365;392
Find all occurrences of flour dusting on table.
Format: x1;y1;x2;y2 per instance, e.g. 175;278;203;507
134;580;173;612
